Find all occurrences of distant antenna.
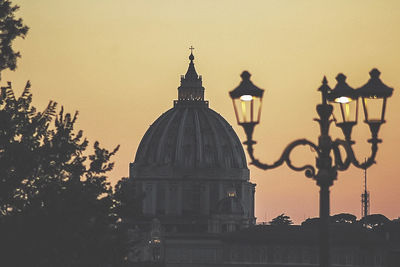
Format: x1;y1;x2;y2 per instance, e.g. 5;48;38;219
361;159;370;218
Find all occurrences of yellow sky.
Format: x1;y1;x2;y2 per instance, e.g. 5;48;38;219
5;0;400;223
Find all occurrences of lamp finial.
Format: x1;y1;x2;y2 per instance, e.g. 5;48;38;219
241;71;251;81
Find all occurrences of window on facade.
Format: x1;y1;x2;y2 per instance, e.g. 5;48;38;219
209;183;218;212
346;255;353;265
310;250;317;264
182;183;192;215
156;183;165;215
192;183;201;213
267;248;274;263
375;254;382;265
282;249;288;263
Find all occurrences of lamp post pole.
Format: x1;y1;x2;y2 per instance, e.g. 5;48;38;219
229;69;393;267
315;79;336;266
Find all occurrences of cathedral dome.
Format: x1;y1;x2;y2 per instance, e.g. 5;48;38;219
129;51;255;228
134;104;247;170
131;51;248;181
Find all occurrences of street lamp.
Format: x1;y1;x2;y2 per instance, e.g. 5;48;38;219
358;69;393;142
229;69;393;267
229;71;264;145
327;73;358;142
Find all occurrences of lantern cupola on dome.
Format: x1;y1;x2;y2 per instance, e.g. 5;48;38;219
177;47;205;103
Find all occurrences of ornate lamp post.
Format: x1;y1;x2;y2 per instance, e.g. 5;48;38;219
229;69;393;267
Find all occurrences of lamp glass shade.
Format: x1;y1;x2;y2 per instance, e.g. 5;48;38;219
229;71;265;125
327;73;359;124
331;97;358;124
361;97;387;123
232;95;262;124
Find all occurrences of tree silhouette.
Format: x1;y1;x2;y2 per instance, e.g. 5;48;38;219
0;83;124;266
269;213;293;226
114;177;143;221
360;214;390;229
301;217;319;226
113;177;146;263
331;213;357;224
0;0;29;77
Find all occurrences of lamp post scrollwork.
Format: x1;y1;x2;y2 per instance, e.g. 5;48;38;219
229;69;393;267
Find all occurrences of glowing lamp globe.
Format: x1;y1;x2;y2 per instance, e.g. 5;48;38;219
229;71;264;126
327;73;359;126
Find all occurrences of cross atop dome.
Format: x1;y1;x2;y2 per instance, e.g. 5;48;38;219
185;46;199;80
189;46;195;61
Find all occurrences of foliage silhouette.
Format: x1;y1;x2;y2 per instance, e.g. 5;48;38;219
330;213;357;224
301;217;320;226
0;0;28;77
269;213;293;226
360;214;390;229
114;177;143;221
113;177;146;263
0;83;126;267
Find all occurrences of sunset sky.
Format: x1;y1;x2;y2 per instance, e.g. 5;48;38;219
5;0;400;224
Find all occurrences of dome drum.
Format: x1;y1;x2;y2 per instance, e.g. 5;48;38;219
130;164;250;181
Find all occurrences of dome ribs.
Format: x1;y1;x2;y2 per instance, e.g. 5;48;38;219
181;109;197;168
146;109;179;165
193;109;203;168
210;109;247;169
197;108;214;167
134;108;174;164
199;108;223;168
174;107;189;167
155;108;180;164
